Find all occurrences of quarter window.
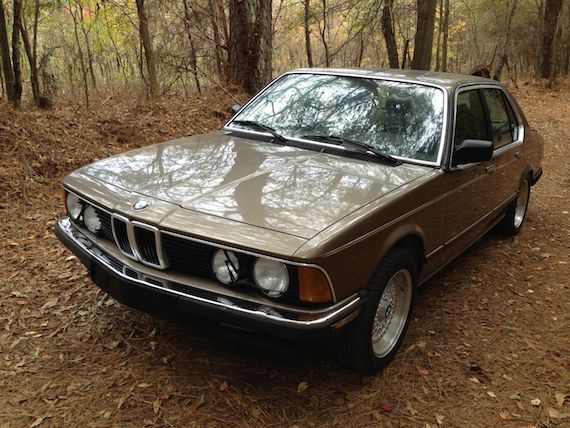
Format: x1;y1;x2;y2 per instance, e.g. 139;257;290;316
482;89;518;149
454;90;488;146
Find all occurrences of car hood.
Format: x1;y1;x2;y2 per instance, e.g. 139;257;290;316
78;132;431;239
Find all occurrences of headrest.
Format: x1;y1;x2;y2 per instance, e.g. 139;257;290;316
385;97;413;114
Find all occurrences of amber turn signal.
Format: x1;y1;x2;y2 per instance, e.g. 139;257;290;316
298;267;333;303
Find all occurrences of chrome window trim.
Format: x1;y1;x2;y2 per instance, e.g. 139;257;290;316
479;85;525;149
63;188;336;303
449;84;525;169
493;140;523;157
223;70;449;168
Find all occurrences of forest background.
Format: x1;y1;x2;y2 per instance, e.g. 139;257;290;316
0;0;568;108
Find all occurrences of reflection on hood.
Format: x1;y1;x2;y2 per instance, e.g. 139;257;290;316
81;133;430;238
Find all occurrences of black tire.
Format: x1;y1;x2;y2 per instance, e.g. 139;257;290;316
336;247;417;374
496;177;531;236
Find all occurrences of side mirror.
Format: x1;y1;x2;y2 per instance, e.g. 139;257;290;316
231;104;242;114
453;139;493;166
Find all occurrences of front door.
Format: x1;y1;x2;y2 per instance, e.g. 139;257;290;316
444;88;498;252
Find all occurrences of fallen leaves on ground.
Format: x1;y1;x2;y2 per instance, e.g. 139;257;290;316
0;79;569;427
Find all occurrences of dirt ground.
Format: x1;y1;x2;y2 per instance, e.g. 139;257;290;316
0;81;568;428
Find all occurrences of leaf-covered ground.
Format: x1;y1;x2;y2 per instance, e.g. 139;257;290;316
0;81;568;427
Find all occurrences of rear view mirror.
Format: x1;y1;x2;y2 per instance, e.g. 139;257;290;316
231;104;242;114
454;139;493;166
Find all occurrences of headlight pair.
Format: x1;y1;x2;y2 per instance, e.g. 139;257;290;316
65;192;102;234
211;249;289;298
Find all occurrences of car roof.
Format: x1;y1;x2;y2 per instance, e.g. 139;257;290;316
291;68;499;91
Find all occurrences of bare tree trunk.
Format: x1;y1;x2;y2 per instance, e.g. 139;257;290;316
18;15;40;104
0;0;16;102
411;0;437;70
102;4;128;86
183;0;201;94
435;0;442;70
562;13;570;76
138;37;144;88
441;0;449;71
564;43;570;76
228;0;272;95
401;38;410;68
208;0;224;76
32;0;40;100
135;0;159;98
356;33;365;67
319;0;330;66
216;0;229;44
548;15;564;87
79;4;97;90
0;61;4;97
493;0;519;81
382;0;399;68
12;0;23;106
17;0;41;104
540;0;563;79
564;10;570;76
69;2;89;107
304;0;313;67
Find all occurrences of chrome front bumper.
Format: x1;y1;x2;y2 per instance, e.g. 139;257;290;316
55;218;363;340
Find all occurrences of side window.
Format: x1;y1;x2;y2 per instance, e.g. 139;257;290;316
454;90;488;146
504;94;520;141
482;89;518;149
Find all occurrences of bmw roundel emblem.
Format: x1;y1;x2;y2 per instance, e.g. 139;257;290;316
132;199;151;211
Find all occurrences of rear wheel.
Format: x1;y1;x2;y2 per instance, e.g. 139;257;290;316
337;247;416;374
497;177;530;235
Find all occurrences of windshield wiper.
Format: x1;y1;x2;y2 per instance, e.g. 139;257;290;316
302;134;401;165
231;120;288;143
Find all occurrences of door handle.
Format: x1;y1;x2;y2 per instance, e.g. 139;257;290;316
485;164;496;173
515;151;522;159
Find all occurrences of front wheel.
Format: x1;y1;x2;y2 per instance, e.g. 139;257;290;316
336;247;416;374
497;177;531;235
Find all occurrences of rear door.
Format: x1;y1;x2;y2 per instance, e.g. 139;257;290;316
481;88;524;208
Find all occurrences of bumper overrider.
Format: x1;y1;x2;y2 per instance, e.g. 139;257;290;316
55;218;363;344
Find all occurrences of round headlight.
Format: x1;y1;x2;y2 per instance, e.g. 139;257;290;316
212;250;240;284
66;193;83;221
83;205;101;234
253;259;289;297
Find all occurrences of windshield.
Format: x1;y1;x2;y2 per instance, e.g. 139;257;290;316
228;73;446;164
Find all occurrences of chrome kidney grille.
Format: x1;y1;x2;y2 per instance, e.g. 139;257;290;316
111;214;168;270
